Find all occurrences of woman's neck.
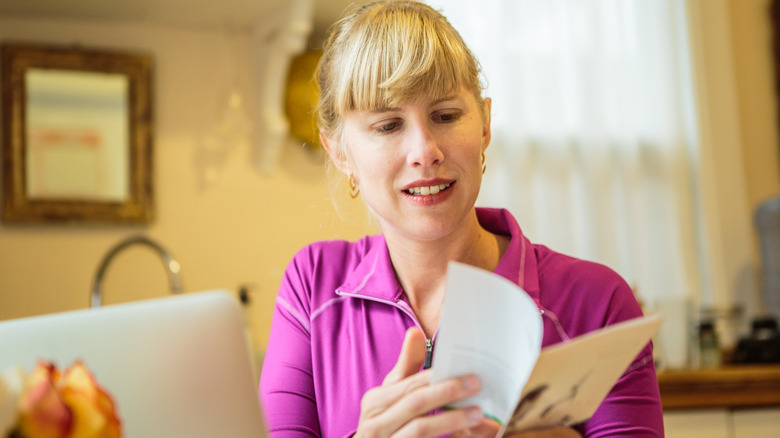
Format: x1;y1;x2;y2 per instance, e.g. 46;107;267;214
382;209;509;337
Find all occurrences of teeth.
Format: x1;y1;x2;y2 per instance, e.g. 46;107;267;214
406;183;451;196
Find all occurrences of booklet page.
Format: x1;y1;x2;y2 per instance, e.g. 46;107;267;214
429;262;543;424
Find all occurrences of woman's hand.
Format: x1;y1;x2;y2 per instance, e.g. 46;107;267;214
355;328;492;438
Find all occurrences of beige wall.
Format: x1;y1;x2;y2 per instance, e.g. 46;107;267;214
2;1;780;356
730;0;780;253
0;16;373;357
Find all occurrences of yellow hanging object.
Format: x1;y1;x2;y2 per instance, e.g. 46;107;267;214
284;50;322;149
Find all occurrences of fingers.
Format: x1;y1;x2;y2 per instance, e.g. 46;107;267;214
363;370;432;415
383;328;427;385
358;327;489;438
361;374;482;437
361;328;431;425
393;405;485;438
384;373;480;421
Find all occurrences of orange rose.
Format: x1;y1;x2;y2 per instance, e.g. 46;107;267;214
58;361;121;438
14;361;122;438
17;362;73;438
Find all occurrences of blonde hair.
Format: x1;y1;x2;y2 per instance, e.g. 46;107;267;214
316;0;485;161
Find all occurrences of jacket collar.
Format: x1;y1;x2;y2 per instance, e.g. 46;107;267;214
335;208;540;307
479;208;541;308
335;234;405;302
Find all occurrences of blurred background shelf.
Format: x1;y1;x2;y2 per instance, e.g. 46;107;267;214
659;364;780;410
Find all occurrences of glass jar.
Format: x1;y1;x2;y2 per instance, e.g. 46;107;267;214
698;320;721;368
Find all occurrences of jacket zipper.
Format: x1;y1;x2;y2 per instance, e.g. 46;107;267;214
423;338;433;369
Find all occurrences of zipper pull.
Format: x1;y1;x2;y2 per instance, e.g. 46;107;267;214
423;338;433;369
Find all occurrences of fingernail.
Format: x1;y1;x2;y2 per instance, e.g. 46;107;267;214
468;406;483;423
463;375;481;392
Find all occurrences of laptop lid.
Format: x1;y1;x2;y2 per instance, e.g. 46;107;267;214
0;290;268;437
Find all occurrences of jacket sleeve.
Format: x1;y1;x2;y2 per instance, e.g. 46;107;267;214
576;343;664;437
260;251;322;438
575;281;664;437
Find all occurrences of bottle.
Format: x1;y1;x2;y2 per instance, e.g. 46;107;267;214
238;285;262;381
698;320;721;368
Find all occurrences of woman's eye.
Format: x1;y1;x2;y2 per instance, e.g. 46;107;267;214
434;112;459;123
374;120;402;133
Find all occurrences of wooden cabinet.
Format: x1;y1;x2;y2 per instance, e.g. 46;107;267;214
663;408;780;438
732;408;780;438
658;365;780;409
659;365;780;437
664;410;731;438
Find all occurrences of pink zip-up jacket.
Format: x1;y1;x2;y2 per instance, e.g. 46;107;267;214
260;208;663;437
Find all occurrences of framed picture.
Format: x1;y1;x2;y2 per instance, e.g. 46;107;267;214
1;42;153;224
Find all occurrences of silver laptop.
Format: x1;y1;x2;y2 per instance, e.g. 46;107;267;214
0;290;268;437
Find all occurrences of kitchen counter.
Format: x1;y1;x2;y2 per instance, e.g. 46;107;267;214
658;364;780;410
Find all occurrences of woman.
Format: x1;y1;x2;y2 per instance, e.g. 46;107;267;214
260;1;663;437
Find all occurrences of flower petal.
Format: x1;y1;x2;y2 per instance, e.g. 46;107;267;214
18;362;73;438
61;361;122;438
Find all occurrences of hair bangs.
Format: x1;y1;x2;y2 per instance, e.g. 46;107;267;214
316;0;485;144
338;5;471;113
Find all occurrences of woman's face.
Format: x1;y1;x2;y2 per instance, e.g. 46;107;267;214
334;87;491;243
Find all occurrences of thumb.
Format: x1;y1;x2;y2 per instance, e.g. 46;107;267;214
383;327;427;385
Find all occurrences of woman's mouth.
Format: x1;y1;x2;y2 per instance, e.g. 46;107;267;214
404;182;453;196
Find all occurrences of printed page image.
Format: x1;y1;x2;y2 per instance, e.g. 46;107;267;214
501;315;663;434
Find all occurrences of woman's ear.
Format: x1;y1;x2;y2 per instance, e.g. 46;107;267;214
319;132;350;175
482;97;492;152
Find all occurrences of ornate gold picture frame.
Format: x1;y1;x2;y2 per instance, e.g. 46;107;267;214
1;42;153;224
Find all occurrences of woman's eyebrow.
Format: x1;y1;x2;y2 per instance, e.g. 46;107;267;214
432;95;459;105
369;95;462;114
370;106;400;114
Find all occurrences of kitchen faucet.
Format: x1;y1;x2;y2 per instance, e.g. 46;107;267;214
91;235;183;308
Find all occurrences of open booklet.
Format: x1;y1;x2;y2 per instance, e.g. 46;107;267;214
429;262;663;435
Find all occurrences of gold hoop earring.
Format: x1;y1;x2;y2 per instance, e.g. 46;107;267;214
481;151;486;175
348;174;360;199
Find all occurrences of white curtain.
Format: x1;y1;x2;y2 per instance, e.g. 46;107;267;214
428;0;702;305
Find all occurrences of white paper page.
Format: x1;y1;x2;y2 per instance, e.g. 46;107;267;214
502;314;663;434
430;262;543;425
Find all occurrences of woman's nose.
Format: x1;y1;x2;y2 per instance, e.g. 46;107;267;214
406;123;444;168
